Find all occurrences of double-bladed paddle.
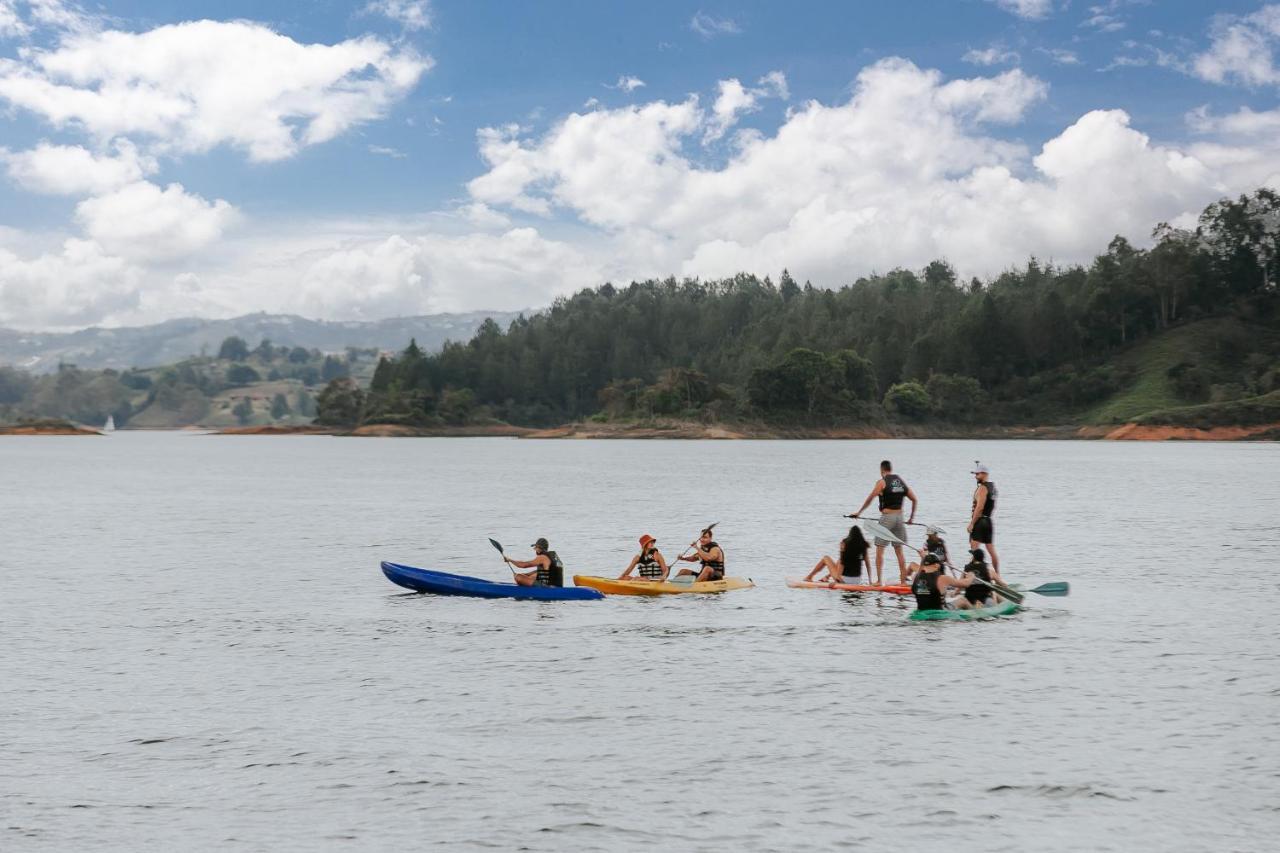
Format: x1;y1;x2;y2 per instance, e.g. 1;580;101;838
489;537;521;574
669;521;718;581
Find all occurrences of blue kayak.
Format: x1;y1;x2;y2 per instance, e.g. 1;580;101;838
381;561;604;601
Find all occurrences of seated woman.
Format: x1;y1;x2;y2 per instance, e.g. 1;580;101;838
804;525;872;584
905;527;950;579
506;537;564;587
953;547;1006;609
618;534;669;581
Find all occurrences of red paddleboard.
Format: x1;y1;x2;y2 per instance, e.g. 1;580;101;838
786;577;912;595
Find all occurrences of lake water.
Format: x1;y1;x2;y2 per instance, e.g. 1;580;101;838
2;433;1276;851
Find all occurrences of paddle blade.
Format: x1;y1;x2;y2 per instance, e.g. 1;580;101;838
1030;582;1070;597
861;519;906;547
488;538;505;555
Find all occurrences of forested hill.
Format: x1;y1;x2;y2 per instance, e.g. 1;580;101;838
317;189;1280;431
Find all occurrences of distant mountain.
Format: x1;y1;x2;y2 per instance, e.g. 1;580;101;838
0;311;524;372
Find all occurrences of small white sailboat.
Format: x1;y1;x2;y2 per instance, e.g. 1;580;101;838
103;414;116;433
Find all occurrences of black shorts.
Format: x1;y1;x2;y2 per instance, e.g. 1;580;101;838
971;517;994;544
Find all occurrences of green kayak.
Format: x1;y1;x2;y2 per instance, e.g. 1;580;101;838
910;601;1021;621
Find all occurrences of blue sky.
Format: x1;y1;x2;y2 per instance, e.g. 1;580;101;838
1;0;1278;329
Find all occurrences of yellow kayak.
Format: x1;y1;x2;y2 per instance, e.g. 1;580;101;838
572;575;755;596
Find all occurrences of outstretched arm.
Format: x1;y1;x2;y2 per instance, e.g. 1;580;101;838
854;481;883;516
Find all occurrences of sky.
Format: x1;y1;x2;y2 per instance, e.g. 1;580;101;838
0;0;1278;330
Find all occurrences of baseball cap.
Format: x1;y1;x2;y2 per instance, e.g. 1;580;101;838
971;461;990;474
969;548;986;560
532;537;549;549
922;554;942;566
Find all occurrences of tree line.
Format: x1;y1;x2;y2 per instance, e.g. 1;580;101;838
317;189;1280;428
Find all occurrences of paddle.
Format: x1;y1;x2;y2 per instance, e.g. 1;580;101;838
488;537;520;574
671;521;719;580
851;517;1022;602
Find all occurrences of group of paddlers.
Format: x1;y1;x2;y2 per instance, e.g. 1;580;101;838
504;457;1005;611
804;459;1006;610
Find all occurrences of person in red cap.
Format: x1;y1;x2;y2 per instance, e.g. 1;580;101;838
618;534;670;581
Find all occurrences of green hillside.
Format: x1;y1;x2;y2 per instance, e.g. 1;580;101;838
1085;318;1279;425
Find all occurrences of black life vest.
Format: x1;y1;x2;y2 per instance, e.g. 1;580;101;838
912;568;944;610
698;541;725;575
637;549;663;579
879;473;908;511
964;559;992;604
537;551;564;587
973;480;997;517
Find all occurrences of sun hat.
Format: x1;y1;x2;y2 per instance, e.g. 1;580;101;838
639;534;656;548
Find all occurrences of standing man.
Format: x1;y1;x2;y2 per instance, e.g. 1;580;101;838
853;460;918;584
968;462;999;574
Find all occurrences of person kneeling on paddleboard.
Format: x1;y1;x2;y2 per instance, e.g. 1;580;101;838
507;537;565;587
908;554;975;611
618;534;669;581
804;525;871;584
676;528;725;582
954;548;1006;610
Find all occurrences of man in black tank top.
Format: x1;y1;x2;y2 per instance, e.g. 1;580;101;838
675;527;725;582
853;460;918;585
968;463;1000;574
618;534;670;581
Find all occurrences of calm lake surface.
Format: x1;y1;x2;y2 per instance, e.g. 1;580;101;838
2;433;1277;851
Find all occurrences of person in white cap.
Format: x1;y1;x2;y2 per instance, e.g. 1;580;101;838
968;462;999;573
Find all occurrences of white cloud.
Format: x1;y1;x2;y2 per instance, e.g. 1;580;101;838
2;139;156;195
1038;47;1081;65
0;239;141;328
703;72;788;144
295;228;597;319
455;58;1276;308
963;46;1021;66
690;11;741;38
368;144;407;158
1192;5;1280;87
0;20;431;162
989;0;1054;21
0;0;30;38
607;75;646;93
74;181;239;261
365;0;432;31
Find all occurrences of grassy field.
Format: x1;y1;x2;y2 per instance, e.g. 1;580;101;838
1085;318;1257;425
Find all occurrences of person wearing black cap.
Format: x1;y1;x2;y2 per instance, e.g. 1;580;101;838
968;462;1000;574
675;527;725;582
507;537;565;587
954;547;1005;609
619;534;669;581
908;553;976;612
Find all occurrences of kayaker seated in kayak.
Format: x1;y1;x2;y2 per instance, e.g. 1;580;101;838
904;528;950;579
618;534;669;581
954;548;1006;610
804;524;871;584
908;554;976;611
676;528;725;582
507;537;565;587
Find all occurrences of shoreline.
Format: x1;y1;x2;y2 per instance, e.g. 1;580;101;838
207;419;1280;441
